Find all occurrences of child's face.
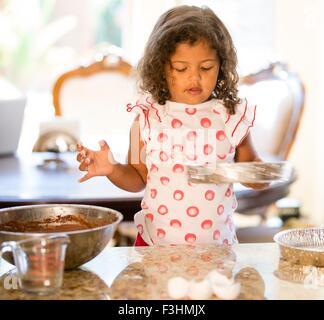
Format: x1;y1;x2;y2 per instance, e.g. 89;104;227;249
165;40;219;105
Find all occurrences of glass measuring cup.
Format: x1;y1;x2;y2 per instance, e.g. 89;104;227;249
0;235;69;295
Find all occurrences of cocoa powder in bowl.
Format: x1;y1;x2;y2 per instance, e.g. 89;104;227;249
0;214;117;233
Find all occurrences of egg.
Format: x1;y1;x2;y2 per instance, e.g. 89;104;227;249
206;270;234;286
212;282;241;300
187;280;213;300
167;277;190;299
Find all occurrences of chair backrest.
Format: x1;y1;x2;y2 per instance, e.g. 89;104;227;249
239;62;305;159
52;53;137;149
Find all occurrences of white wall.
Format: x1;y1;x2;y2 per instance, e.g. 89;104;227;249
274;0;324;223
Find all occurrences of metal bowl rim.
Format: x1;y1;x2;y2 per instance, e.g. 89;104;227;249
0;204;123;236
273;227;324;252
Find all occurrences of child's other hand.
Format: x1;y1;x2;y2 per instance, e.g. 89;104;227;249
76;140;116;182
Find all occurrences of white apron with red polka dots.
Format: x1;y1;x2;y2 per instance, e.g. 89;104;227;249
127;96;256;245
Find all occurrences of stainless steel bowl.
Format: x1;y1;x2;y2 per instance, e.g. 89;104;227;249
0;204;123;269
274;227;324;267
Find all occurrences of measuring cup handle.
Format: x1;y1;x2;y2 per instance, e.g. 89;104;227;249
0;241;17;255
0;241;17;270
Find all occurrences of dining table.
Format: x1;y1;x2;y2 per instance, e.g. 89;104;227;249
0;152;295;220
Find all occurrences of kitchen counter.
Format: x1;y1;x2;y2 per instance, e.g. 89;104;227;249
1;243;324;300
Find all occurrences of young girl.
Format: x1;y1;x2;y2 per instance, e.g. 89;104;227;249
76;5;267;246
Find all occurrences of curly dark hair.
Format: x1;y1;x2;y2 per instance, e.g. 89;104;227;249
137;5;240;114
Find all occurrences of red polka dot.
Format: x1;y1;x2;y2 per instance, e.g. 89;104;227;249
173;164;184;173
203;144;213;155
229;146;235;153
137;224;143;235
170;219;182;228
145;213;154;222
160;176;170;185
158;205;168;215
172;144;184;152
232;199;237;209
185;233;197;243
213;230;220;240
201;253;212;262
205;190;215;201
151;188;157;199
173;190;184;201
185;107;197;115
225;188;231;197
150;164;158;173
186;130;197;141
200;118;212;128
186;206;199;217
201;220;213;229
157;228;166;239
171;119;183;128
213;109;220;115
159;151;169;162
217;154;227;160
157;132;168;142
186;154;198;161
217;204;224;215
216;130;226;141
223;239;229;245
186;265;199;276
170;254;181;262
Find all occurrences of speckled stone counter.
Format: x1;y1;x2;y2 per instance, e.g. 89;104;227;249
1;243;324;300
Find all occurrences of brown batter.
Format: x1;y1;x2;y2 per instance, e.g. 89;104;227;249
0;214;117;233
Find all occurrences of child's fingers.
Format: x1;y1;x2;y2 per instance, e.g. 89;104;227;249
78;158;91;171
76;151;87;163
78;173;91;183
99;140;109;150
76;143;84;152
76;149;92;163
76;152;83;162
77;143;90;155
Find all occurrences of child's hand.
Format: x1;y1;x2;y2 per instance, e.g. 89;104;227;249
241;182;270;190
76;140;116;182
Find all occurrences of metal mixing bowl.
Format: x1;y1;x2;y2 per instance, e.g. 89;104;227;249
0;204;123;269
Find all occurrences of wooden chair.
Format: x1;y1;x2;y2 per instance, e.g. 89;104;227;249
239;61;305;160
236;62;305;243
52;52;137;151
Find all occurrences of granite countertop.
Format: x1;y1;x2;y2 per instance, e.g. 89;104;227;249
1;243;324;300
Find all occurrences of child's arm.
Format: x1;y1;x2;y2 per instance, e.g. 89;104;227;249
234;134;270;189
77;116;147;192
108;116;147;191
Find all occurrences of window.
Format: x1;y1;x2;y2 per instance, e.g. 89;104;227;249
95;0;125;48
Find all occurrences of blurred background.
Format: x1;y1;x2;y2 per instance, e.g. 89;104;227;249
0;0;323;231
